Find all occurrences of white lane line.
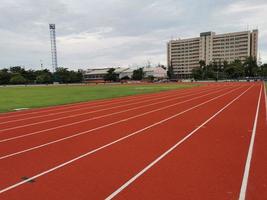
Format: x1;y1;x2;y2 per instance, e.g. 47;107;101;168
0;87;216;130
0;86;238;160
0;88;182;119
0;86;250;195
105;85;253;200
0;88;225;143
238;85;262;200
0;88;193;125
0;86;219;133
0;88;225;138
0;86;205;122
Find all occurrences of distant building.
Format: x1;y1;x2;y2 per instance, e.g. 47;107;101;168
143;66;167;79
84;66;167;82
119;68;134;79
83;68;110;82
167;30;259;78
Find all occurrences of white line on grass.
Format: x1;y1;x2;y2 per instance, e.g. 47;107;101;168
0;86;251;195
238;85;262;200
105;85;253;200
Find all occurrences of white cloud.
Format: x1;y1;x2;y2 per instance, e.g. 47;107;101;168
0;0;267;70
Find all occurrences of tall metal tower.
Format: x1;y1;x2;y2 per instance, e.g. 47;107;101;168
49;24;58;72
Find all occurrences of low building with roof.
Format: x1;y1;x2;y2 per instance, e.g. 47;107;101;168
83;66;167;82
143;66;167;79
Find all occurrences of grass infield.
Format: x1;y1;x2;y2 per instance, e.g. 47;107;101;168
0;83;198;113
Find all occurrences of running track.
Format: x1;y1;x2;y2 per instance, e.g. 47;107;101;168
0;82;266;200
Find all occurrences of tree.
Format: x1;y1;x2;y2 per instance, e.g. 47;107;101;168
36;74;53;84
132;68;144;80
167;60;175;79
225;59;244;79
199;60;206;68
10;66;26;74
259;64;267;78
24;70;36;83
0;69;11;85
120;76;130;80
104;68;117;82
0;67;83;84
192;68;202;80
10;74;27;84
54;68;71;83
199;60;206;79
74;71;83;83
146;75;155;82
243;56;259;77
158;64;166;70
205;63;216;80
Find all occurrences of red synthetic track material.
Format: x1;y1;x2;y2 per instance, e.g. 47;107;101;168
0;82;266;200
246;84;267;200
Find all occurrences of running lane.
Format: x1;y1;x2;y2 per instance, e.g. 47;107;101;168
0;85;239;191
105;83;261;200
0;85;230;157
0;84;251;199
245;82;267;200
0;85;207;127
0;85;220;138
0;84;203;120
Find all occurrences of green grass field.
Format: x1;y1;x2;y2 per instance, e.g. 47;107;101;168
0;84;198;113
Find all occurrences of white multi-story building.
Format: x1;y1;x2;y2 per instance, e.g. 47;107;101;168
167;30;258;78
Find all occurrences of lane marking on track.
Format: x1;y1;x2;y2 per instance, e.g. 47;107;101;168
0;86;239;159
0;86;249;194
0;87;218;130
105;85;254;200
0;88;184;119
0;87;229;143
238;85;262;200
0;86;206;122
0;87;201;125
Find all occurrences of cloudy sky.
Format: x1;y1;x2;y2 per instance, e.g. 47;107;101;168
0;0;267;70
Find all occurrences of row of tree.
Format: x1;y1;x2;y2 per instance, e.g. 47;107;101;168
192;57;267;80
0;66;83;85
167;56;267;80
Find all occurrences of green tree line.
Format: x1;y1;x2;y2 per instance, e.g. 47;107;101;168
166;56;267;80
0;66;83;85
191;56;267;80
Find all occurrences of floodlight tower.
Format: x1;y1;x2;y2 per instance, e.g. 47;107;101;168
49;24;58;72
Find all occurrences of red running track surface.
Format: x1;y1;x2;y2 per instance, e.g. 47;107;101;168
0;82;266;200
